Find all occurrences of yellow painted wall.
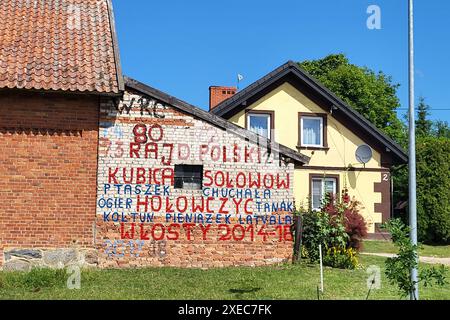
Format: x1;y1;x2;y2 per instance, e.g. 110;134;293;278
230;82;382;168
293;169;383;233
229;82;388;233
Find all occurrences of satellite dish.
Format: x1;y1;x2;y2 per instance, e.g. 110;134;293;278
355;145;373;164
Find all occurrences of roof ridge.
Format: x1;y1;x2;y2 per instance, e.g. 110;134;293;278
287;63;407;155
210;60;408;164
105;0;124;92
124;76;310;165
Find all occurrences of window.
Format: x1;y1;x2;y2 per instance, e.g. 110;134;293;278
246;112;273;139
301;116;323;147
174;165;203;190
310;176;338;210
298;113;327;148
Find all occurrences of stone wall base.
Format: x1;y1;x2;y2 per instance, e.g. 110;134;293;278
2;248;98;271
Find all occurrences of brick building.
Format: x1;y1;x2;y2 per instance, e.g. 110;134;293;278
0;0;309;270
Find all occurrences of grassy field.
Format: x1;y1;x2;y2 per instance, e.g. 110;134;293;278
362;240;450;258
1;255;449;300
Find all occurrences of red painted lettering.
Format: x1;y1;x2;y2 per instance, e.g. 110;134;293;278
129;142;141;158
108;167;119;184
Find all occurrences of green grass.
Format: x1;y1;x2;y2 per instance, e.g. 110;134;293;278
1;255;449;300
362;240;450;258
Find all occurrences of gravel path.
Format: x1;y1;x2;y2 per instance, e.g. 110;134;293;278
361;252;450;266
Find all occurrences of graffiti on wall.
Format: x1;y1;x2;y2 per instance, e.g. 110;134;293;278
98;95;295;260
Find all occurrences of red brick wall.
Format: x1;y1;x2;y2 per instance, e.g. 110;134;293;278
0;89;295;270
0;91;99;266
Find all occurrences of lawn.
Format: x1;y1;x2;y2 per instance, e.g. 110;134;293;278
362;240;450;258
0;255;449;300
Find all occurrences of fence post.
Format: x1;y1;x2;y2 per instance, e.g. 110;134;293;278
292;214;302;263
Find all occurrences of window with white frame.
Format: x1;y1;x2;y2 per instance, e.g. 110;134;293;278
301;116;323;147
247;112;271;139
311;177;337;210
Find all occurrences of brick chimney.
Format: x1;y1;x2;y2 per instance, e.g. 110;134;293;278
209;86;237;111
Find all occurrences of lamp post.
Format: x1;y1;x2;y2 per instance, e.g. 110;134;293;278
408;0;419;300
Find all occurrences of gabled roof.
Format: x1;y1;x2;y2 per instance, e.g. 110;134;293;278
124;76;310;165
211;60;408;164
0;0;123;95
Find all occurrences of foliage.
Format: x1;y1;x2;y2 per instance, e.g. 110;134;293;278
434;120;450;139
382;218;447;299
298;54;406;143
323;247;359;270
301;209;347;262
392;164;408;222
323;190;368;251
394;135;450;244
415;97;433;137
301;192;368;269
415;136;450;243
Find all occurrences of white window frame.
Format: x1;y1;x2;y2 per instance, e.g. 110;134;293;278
311;177;337;211
300;116;323;147
247;112;271;139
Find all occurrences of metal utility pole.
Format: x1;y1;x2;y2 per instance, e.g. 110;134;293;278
408;0;419;300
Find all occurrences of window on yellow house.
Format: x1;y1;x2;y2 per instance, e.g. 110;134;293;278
311;176;338;210
246;111;274;139
298;113;328;149
301;117;323;147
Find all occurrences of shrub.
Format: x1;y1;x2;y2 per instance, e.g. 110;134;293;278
323;190;368;251
300;191;368;269
301;209;348;262
393;136;450;244
323;247;359;269
416;136;450;244
382;218;447;299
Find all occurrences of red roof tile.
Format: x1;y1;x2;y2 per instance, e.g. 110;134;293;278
0;0;123;94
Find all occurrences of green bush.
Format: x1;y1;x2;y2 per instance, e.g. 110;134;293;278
300;194;369;269
382;218;447;299
301;209;348;263
323;247;358;269
323;192;368;250
416;137;450;244
393;136;450;244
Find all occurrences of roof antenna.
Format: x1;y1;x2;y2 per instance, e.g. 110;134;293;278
237;74;244;91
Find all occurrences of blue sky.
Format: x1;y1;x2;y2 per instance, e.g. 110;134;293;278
112;0;450;123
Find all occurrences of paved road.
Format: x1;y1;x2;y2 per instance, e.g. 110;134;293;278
361;252;450;266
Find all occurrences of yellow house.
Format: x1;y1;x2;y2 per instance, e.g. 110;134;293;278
210;61;408;236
